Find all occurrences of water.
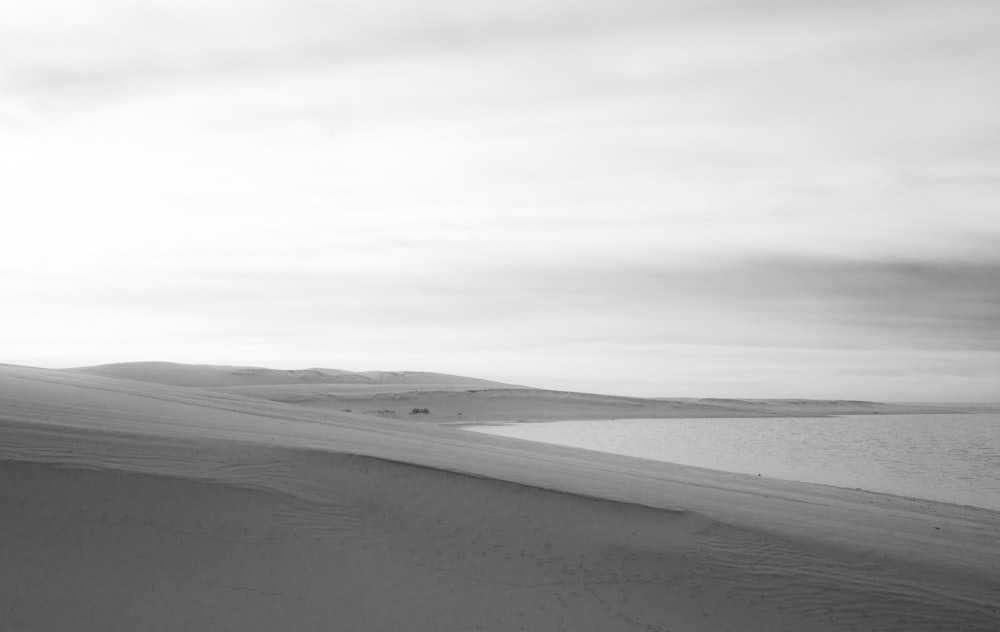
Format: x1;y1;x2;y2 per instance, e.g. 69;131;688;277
469;414;1000;511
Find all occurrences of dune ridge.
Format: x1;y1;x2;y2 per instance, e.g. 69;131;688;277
2;363;999;631
63;361;982;421
66;361;518;389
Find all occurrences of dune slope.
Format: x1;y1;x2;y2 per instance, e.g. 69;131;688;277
2;364;998;631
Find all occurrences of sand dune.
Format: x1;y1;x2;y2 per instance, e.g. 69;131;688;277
66;361;516;388
2;363;999;631
62;362;978;422
67;361;977;421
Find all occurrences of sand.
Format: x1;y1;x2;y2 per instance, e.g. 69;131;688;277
2;364;999;631
67;361;517;389
69;361;979;421
203;384;974;422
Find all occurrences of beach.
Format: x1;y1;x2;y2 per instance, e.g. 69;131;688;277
2;363;999;631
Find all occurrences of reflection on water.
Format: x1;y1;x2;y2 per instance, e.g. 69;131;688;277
470;414;1000;511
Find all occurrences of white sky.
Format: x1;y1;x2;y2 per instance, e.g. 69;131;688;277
2;0;999;400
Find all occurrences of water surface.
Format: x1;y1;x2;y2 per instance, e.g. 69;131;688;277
469;414;1000;511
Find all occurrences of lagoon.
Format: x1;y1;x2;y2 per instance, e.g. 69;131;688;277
469;413;1000;511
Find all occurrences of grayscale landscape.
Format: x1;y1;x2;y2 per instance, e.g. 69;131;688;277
2;0;999;630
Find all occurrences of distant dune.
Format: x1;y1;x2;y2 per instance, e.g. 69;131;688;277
2;362;999;631
62;362;972;421
66;361;518;389
206;385;942;421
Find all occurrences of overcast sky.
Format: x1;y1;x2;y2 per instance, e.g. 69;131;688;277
2;0;998;401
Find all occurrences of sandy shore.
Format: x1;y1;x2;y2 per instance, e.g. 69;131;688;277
2;364;998;631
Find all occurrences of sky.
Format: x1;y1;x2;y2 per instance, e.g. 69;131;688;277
2;0;999;401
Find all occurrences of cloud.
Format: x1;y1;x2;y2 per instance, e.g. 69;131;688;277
483;255;1000;350
0;0;687;111
10;247;996;355
6;0;998;129
5;245;998;400
2;0;999;399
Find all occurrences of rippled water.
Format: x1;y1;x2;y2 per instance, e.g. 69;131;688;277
469;414;1000;511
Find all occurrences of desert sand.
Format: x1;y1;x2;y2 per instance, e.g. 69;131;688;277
70;361;981;422
2;362;999;631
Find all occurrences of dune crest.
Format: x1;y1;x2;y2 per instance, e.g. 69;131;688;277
65;361;518;389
